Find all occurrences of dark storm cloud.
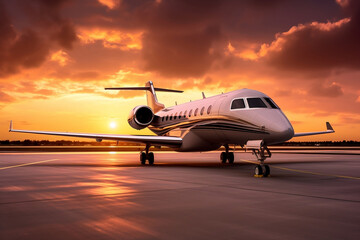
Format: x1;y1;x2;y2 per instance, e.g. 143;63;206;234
0;0;77;77
0;0;349;79
263;0;360;71
120;0;226;77
134;0;343;77
142;26;222;77
20;0;77;49
67;0;341;78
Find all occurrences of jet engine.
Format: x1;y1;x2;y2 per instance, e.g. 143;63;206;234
128;105;154;130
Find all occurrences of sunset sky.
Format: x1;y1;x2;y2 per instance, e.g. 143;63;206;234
1;0;359;141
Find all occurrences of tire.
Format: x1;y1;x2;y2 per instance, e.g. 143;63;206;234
255;165;263;175
148;152;154;165
227;152;234;164
263;165;270;177
220;152;227;164
140;152;146;165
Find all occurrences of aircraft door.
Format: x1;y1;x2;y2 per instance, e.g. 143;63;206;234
214;95;229;142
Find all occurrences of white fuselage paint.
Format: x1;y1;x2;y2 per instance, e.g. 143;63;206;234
149;89;294;152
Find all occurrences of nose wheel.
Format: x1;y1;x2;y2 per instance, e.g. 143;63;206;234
220;144;235;164
255;164;270;177
251;143;271;177
140;144;154;165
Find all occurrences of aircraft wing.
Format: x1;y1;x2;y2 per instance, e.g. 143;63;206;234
9;121;182;147
293;122;335;137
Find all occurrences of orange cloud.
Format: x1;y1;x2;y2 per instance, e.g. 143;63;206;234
98;0;119;9
259;18;351;58
51;50;70;66
78;28;143;50
0;91;15;103
227;42;259;60
336;0;350;7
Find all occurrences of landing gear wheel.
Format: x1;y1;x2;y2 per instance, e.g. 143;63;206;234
148;152;154;165
255;165;263;176
220;152;227;164
262;165;270;177
227;152;234;164
140;152;146;165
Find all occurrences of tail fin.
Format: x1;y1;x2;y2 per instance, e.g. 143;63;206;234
105;81;183;113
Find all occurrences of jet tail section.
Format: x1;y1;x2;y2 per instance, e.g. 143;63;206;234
145;81;164;113
105;81;183;113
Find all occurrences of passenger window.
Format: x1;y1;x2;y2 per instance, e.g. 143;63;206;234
189;109;193;117
162;116;164;122
247;98;267;108
184;110;187;118
166;116;168;121
231;99;245;109
264;97;279;109
200;107;205;115
179;111;182;119
194;108;198;116
170;114;173;120
207;105;212;114
174;113;177;120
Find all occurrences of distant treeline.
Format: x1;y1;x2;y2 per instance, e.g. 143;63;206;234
0;140;359;146
278;141;360;146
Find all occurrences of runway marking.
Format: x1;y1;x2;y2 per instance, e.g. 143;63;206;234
0;159;59;171
240;159;360;180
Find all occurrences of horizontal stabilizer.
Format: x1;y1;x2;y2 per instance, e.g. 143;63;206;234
105;87;183;93
293;122;335;137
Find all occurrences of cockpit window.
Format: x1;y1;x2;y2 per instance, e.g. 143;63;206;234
231;99;245;109
247;98;267;108
264;97;279;109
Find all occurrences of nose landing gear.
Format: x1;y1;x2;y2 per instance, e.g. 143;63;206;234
252;145;271;177
246;140;271;177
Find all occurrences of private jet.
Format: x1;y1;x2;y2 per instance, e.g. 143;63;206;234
10;81;335;177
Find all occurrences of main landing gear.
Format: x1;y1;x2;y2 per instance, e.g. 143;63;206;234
252;144;271;177
140;144;154;165
220;144;235;164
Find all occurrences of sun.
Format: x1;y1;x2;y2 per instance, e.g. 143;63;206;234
109;121;117;129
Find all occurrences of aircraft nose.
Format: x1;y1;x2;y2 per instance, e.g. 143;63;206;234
268;113;294;142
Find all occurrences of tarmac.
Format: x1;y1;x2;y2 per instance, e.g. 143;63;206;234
0;151;359;240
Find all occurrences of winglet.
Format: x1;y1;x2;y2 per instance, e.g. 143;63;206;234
326;122;334;132
9;120;12;132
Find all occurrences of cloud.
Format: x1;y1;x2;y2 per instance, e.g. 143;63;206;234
97;0;119;9
78;28;143;50
51;50;70;66
0;91;15;102
308;82;344;98
0;0;77;78
142;26;223;77
20;0;78;49
260;1;360;71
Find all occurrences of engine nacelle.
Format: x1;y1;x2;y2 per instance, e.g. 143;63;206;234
128;105;154;130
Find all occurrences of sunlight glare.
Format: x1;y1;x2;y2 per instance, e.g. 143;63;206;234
109;121;117;129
